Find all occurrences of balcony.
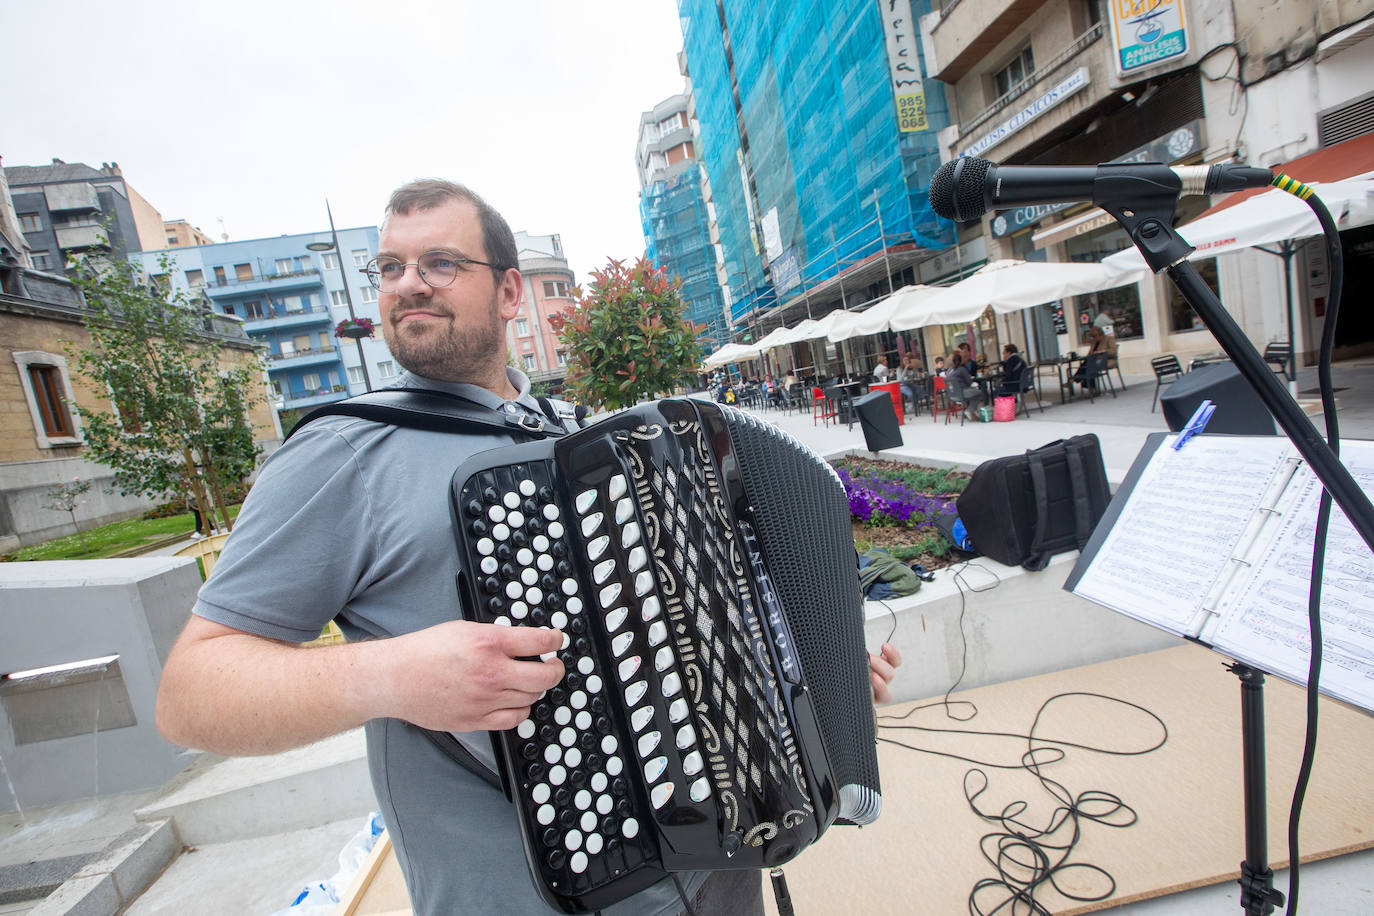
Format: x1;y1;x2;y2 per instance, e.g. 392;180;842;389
281;389;349;411
205;269;323;298
242;306;335;333
55;225;109;251
265;346;343;372
928;0;1049;83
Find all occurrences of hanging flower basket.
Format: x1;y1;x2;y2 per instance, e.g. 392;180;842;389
334;317;376;340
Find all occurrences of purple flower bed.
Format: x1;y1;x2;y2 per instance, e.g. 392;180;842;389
834;464;958;527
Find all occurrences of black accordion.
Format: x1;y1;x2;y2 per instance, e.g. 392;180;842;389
450;398;880;913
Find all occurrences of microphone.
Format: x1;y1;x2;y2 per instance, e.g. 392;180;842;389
929;156;1276;222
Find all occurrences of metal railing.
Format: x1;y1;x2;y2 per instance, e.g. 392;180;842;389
961;22;1104;138
266;345;338;362
205;268;321;288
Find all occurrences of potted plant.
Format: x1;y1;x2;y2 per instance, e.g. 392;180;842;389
334;317;376;340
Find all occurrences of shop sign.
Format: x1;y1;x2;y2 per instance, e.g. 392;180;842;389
961;67;1089;159
771;247;801;295
878;0;929;132
1109;0;1190;75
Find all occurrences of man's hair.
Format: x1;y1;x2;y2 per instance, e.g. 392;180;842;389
1004;343;1019;354
383;179;518;281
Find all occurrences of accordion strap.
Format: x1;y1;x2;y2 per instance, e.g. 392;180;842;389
286;387;573;440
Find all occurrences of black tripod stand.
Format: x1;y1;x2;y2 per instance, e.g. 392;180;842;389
1229;662;1286;915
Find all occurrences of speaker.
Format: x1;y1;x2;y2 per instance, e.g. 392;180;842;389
1160;362;1277;435
853;391;904;452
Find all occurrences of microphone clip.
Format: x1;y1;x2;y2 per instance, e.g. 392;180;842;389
1093;167;1195;273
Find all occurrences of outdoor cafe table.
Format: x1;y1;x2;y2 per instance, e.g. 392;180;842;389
1038;354;1088;403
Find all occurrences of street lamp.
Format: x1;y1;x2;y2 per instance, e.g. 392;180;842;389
306;200;372;392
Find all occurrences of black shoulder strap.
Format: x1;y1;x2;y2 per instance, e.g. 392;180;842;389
285;388;568;440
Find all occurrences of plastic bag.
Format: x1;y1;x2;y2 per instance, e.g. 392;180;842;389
269;811;385;915
993;396;1016;422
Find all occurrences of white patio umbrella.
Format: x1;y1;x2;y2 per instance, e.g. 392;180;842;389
886;283;963;331
770;318;822;346
701;343;755;369
750;326;794;351
916;259;1144;327
825;285;942;341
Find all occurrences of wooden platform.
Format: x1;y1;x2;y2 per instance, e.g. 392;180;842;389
338;644;1374;914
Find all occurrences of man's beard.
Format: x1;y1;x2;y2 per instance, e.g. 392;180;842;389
384;294;503;383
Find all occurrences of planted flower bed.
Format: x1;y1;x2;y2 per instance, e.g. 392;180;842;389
832;456;971;570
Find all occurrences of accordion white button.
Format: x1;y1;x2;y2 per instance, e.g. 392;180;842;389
614;498;634;525
550;611;568;630
634;571;654;597
601;734;618;754
608;473;627;501
494;616;511;627
611;632;634;657
575;788;592;810
570;851;588;874
682;750;703;776
555;706;571;725
577;656;594;675
606;755;624;776
547;520;564;538
520;568;537;586
598;582;621;607
654;646;674;672
661;672;682;697
617;655;641;682
580;511;603;537
638;730;662;757
668;698;689;723
585;829;603;853
587;534;610;560
591;772;608;793
689;777;711;802
647;621;668;646
604;606;628;633
570;690;587;710
630;705;654;732
536;804;554;825
627;546;647;571
526;587;544;605
516;548;533;566
536;553;553;571
560;726;576;747
574;711;591;731
492;523;510;541
566;596;584;614
581;810;597;833
476;537;494;555
596;793;612;814
519;479;536;497
650;782;674;810
675;724;695;749
517;718;535;739
507;510;525;528
620;522;641;548
543;744;561;765
548;765;567;785
644;756;668;782
505;581;522;600
532;534;549;552
510;601;528;619
564;747;582;767
640;596;661;621
622;817;640;839
575;489;597;514
531;782;549;804
479;556;498;574
564;829;581;851
560;631;570;651
586;674;603;693
561;579;577;597
487;504;505;523
503;491;520;509
593;559;616;585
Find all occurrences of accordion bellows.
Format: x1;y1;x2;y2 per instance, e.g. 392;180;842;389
450;398;880;913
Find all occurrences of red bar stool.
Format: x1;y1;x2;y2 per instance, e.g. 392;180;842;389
812;387;836;426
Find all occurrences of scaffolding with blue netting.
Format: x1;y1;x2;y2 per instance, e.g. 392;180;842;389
679;0;955;328
640;166;730;348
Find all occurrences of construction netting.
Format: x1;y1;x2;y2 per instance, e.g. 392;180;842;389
679;0;954;325
640;166;729;346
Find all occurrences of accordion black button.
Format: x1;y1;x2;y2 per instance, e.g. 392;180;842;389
575;637;592;655
486;597;503;613
550;687;568;705
527;519;544;535
546;849;566;871
522;743;539;760
538;486;554;503
616;798;633;817
586;752;603;770
612;777;628;797
512;529;529;548
470;519;488;537
551;541;568;558
496;543;513;561
554;787;571;806
558;808;576;828
595;716;612;734
500;563;517;579
534;703;551;722
601;815;619;835
526;762;545;780
542;827;560;848
483;486;499;504
546;594;564;611
541;573;557;591
571;768;587;786
531;609;549;626
482;577;500;594
569;616;586;634
523;498;539;515
465;499;483;518
579;732;596;751
556;560;573;577
565;673;583;690
539;724;556;742
591;696;606;713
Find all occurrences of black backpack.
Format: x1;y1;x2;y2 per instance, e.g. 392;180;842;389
955;434;1111;571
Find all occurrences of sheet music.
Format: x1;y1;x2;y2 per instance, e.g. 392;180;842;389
1211;441;1374;710
1071;435;1296;634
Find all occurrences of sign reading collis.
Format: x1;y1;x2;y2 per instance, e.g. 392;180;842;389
1109;0;1189;75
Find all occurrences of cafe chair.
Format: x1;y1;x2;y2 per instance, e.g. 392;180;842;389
932;375;966;425
1078;353;1117;402
1150;354;1184;413
1264;340;1292;381
1015;370;1043;417
811;386;836;426
1106;353;1127;390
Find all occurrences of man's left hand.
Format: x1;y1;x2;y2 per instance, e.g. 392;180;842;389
868;643;902;705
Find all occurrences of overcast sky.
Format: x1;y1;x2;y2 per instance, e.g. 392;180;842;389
1;1;687;284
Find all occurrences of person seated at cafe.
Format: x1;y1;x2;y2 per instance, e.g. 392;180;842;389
932;356;946;377
763;373;782;406
996;343;1027;396
872;356;891;382
897;353;924;411
946;352;985;422
1071;326;1116;391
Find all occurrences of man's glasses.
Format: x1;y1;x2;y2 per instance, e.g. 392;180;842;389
363;251;505;292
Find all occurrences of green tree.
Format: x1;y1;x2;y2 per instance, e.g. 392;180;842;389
42;478;93;555
549;257;702;411
67;253;263;533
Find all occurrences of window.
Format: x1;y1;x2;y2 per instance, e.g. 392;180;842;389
514;318;530;336
185;269;204;287
359;285;377;303
30;251;52;270
292;334;311;352
14;351;81;447
1067;220;1143;340
1169;258;1218;331
303;372;321;391
522;354;537;370
352;249;369;268
213;266;226;284
377;360;396;379
556;350;567;366
282;294;305;313
279;340;296;356
19;213;42;233
166;235;179;247
347;366;365;384
244;300;264;319
993;45;1035;100
275;258;293;275
542;280;571;298
330;290;349;306
234;263;253;281
319;332;332;349
322;252;339;270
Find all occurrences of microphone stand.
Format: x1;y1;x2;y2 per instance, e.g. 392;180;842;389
1090;169;1374;915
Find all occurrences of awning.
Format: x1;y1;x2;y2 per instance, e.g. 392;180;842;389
1194;131;1374;220
701;343;761;369
1102;173;1374;274
897;259;1144;328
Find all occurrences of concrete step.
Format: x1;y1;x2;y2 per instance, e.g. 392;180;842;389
133;730;373;846
25;819;178;916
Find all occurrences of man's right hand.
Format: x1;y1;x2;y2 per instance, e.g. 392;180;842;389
379;621;565;733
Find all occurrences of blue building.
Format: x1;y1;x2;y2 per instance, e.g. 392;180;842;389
130;226;387;419
678;0;955;335
637;94;729;350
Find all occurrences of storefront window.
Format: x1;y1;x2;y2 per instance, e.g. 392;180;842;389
1169;258;1218;331
1066;224;1143;340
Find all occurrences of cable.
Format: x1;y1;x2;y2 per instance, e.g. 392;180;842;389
941;561;1001;717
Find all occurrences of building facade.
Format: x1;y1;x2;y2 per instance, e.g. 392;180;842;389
920;0;1374;371
162;218;215;248
508;231;578;393
5;160;164;277
130;226;389;422
638;93;729;349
